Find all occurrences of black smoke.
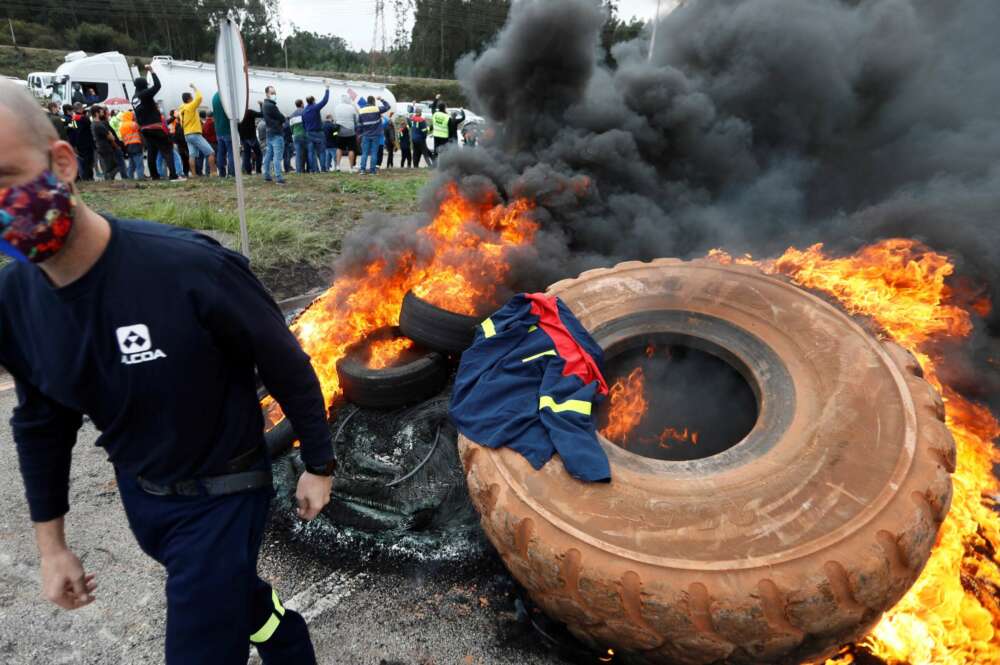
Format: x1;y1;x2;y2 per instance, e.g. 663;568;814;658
440;0;998;412
333;0;999;411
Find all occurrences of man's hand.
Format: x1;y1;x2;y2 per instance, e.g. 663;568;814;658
324;78;331;89
40;548;96;610
296;471;332;521
144;64;152;72
189;83;196;90
34;517;96;610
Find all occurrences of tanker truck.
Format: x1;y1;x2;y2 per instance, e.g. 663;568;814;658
49;51;396;117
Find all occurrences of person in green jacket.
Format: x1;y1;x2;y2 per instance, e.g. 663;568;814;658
431;100;450;164
211;92;235;178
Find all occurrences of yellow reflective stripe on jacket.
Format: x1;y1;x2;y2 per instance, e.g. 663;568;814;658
358;105;378;114
521;349;556;363
250;589;286;644
527;325;538;332
481;318;496;338
539;395;592;416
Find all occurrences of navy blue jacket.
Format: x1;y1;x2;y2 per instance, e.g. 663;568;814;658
450;294;611;482
357;99;390;138
302;89;330;132
0;218;334;522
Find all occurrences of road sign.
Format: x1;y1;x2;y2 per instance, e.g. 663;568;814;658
215;17;251;258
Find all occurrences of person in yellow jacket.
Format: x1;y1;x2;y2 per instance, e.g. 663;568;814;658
178;83;215;177
431;101;450;165
118;110;146;180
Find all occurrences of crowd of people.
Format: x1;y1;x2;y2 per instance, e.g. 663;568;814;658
43;67;475;184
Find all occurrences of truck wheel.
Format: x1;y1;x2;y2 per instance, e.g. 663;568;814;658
336;326;449;409
458;259;955;665
398;289;481;355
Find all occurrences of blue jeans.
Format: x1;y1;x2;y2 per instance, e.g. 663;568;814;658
216;136;235;177
293;135;308;173
307;131;324;172
325;148;337;171
359;135;379;174
157;148;184;178
263;135;285;182
126;148;145;180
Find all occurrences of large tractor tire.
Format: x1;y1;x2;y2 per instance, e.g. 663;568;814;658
458;259;955;665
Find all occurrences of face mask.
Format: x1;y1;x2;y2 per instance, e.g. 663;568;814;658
0;170;76;263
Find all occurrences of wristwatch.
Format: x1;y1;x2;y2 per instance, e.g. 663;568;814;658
305;458;338;477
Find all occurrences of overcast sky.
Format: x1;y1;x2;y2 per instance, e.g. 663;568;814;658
280;0;675;51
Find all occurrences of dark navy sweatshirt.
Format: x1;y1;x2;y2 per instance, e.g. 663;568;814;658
0;217;334;522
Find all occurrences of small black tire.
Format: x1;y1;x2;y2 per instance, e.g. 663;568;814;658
264;417;296;458
336;327;449;409
398;290;481;355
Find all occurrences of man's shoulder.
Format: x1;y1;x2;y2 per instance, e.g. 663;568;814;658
115;218;228;268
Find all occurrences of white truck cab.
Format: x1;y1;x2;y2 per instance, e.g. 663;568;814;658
51;51;139;110
27;72;57;100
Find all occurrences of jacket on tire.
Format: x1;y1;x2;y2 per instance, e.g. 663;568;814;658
449;293;611;482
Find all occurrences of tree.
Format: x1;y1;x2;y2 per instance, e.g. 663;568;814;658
409;0;511;79
601;0;646;66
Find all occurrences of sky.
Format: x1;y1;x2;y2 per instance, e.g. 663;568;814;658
280;0;675;51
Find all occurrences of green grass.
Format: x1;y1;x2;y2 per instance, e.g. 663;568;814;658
80;170;431;298
105;199;334;265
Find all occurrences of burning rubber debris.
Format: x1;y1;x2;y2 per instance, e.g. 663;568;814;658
262;0;1000;662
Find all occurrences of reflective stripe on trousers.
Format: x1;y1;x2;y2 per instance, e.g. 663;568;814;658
250;589;287;644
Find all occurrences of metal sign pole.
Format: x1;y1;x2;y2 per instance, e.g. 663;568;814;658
216;17;251;259
231;117;250;257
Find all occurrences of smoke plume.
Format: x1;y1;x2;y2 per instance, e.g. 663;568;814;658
336;0;1000;409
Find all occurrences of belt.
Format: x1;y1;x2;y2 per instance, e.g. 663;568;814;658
136;470;272;497
136;445;271;497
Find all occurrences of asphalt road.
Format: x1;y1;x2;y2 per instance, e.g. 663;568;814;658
0;379;572;665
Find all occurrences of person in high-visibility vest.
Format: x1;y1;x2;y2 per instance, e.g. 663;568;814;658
118;110;145;180
431;100;451;164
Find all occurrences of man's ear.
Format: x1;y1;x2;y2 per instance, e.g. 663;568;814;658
50;140;78;184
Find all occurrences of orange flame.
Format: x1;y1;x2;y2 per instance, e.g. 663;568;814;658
366;337;414;370
713;239;1000;665
602;367;648;444
272;184;536;417
657;427;699;447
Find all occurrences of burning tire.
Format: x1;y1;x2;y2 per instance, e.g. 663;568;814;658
398;289;481;355
336;326;448;409
458;259;955;665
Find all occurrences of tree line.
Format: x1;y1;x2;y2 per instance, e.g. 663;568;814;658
2;0;645;79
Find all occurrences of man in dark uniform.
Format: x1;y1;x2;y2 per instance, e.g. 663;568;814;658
0;80;334;664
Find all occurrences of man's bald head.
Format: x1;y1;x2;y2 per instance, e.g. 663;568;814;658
0;79;58;154
0;79;78;190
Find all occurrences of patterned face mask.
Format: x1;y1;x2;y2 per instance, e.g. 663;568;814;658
0;170;76;263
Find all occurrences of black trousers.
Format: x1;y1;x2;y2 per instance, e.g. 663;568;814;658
117;468;317;665
77;149;95;181
412;140;427;168
141;128;178;180
98;148;122;181
400;144;412;168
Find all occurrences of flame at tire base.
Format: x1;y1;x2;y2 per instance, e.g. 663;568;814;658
712;241;1000;665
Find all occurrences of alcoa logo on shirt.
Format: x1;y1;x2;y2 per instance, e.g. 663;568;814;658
116;324;167;365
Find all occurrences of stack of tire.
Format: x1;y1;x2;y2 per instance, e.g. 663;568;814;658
264;290;483;456
335;290;482;409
